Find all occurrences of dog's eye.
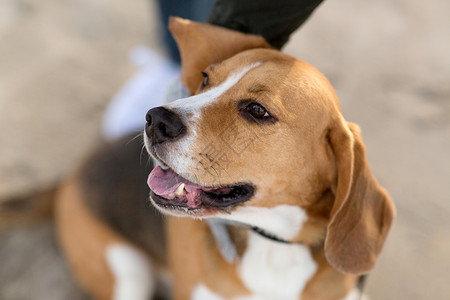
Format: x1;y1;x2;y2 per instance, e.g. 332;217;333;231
239;101;277;124
200;72;209;90
247;103;270;119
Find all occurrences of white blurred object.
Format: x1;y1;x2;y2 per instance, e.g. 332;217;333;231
102;46;181;140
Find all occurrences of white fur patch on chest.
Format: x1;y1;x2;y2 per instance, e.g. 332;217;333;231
191;231;317;300
200;205;316;300
239;231;317;300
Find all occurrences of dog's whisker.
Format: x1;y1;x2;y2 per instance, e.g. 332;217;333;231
139;144;146;165
126;131;144;146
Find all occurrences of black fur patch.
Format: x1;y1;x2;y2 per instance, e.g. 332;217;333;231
78;134;167;264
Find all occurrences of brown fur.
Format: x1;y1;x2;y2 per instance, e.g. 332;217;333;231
55;175;119;300
151;18;395;298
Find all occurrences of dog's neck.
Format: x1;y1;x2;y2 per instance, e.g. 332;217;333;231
207;218;308;262
206;219;367;300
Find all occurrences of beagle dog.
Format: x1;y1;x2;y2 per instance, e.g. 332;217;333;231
54;18;395;300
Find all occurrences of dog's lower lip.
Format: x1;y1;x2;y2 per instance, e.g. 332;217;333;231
150;184;254;212
148;167;254;212
151;192;201;211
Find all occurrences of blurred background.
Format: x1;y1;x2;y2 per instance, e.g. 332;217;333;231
0;0;449;299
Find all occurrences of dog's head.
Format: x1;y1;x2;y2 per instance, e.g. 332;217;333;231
144;17;395;275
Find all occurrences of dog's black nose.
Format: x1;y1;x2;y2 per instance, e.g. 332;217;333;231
145;107;186;144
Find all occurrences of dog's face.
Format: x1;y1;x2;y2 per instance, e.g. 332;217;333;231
144;18;394;275
145;49;337;221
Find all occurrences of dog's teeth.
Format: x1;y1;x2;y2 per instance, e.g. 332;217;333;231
168;193;175;198
175;183;186;196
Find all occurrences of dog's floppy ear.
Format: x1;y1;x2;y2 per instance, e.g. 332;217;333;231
325;120;395;274
168;17;271;94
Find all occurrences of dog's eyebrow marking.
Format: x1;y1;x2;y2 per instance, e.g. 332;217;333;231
209;62;220;72
248;84;268;94
167;62;262;120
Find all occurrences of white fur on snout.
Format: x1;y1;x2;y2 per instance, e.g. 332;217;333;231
106;244;154;300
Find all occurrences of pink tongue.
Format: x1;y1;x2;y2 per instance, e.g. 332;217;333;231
147;166;203;207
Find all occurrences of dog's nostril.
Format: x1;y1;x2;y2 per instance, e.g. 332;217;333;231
158;123;168;135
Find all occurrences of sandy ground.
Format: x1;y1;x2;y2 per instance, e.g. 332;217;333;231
0;0;449;299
